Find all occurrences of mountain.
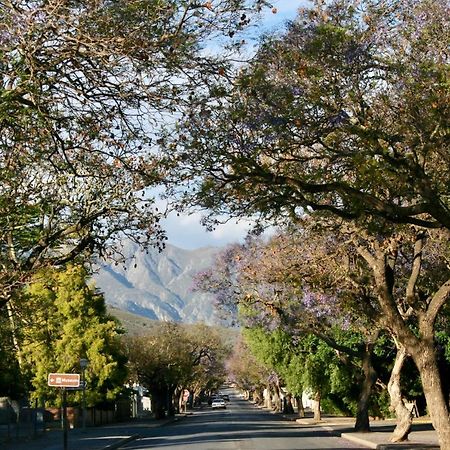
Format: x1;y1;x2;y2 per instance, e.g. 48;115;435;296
93;241;223;325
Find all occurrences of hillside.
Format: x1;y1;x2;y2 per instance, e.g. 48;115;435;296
108;306;239;347
93;241;223;325
107;306;159;335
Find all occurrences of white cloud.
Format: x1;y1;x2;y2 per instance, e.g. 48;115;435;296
162;211;254;250
210;219;252;239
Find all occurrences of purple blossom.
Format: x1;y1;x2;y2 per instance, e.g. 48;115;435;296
267;372;279;385
328;110;349;127
291;86;304;96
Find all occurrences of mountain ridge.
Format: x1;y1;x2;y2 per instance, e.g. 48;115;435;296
93;241;222;326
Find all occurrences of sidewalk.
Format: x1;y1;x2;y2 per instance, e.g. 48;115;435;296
1;415;186;450
290;414;440;449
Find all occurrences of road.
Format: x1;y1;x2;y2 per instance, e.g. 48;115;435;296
121;390;367;450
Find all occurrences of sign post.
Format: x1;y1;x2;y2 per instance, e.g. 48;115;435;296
48;373;80;450
62;388;68;450
79;358;89;430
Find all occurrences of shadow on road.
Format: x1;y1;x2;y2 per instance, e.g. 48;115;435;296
122;400;363;449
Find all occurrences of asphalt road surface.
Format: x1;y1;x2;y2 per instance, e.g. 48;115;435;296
121;389;366;450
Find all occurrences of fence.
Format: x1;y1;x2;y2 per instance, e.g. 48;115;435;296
0;400;46;444
0;397;132;445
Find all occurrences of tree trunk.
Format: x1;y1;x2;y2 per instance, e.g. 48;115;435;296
355;336;378;432
356;232;450;450
272;384;282;412
411;343;450;450
167;385;176;417
6;299;23;368
252;389;261;404
150;387;167;419
284;394;295;414
263;386;271;408
176;387;183;414
296;394;305;418
192;388;201;407
388;344;412;442
272;391;281;411
313;392;321;421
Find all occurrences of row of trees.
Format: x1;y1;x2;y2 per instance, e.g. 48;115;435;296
125;322;230;418
0;0;268;419
169;0;450;448
0;263;230;417
198;224;450;441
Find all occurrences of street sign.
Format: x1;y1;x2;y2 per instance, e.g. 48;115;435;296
48;373;80;388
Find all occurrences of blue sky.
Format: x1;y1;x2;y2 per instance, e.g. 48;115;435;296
258;0;308;33
163;1;307;250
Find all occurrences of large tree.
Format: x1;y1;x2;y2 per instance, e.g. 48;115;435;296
168;0;449;231
269;221;450;443
0;0;268;307
343;225;450;445
15;264;127;406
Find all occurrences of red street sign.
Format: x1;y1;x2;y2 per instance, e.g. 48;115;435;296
48;373;80;388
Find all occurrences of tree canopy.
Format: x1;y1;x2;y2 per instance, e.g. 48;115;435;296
0;0;269;307
124;321;229;418
170;2;450;444
15;264;127;406
168;0;450;230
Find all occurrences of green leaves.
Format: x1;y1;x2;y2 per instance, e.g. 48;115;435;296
170;0;450;230
17;265;126;406
124;322;229;405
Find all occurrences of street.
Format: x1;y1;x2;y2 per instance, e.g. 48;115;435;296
121;390;366;450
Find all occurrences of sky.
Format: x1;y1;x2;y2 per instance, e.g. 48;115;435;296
258;0;308;33
162;1;307;250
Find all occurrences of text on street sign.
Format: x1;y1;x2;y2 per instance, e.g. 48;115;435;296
48;373;80;388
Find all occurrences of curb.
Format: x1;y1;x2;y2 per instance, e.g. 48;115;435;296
340;433;440;450
341;433;378;449
102;434;141;450
376;445;439;450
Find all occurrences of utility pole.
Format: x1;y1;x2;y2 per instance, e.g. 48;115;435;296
80;358;89;430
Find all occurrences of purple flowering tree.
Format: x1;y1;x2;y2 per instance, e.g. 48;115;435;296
226;333;271;403
194;232;385;431
271;220;450;444
173;0;450;444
